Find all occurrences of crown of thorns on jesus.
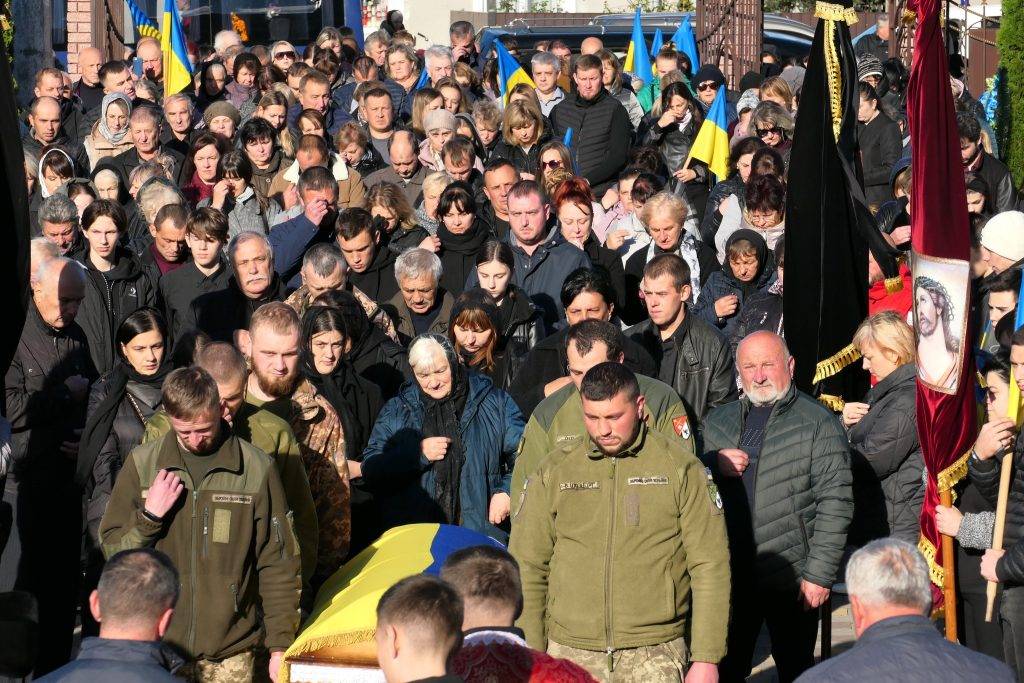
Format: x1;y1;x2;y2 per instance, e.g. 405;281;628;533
914;275;955;323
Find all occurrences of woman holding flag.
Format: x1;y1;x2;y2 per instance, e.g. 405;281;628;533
642;81;709;219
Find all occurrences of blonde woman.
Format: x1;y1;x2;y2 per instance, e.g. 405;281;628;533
493;100;548;178
758;76;795;112
843;310;924;545
367;181;434;252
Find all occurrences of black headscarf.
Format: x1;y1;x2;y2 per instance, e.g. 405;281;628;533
723;228;774;299
437;218;491;297
75;359;173;490
414;334;469;525
299;305;384;460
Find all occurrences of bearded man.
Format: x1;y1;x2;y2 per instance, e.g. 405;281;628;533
699;331;853;683
239;302;350;588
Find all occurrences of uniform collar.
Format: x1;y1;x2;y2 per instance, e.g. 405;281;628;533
587;422;648;460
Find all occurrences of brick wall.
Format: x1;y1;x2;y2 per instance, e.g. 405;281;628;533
66;0;96;75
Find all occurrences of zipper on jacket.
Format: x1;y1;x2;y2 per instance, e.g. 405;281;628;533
230;582;239;614
604;457;617;672
797;515;810;554
273;517;284;560
202;507;209;559
187;487;198;654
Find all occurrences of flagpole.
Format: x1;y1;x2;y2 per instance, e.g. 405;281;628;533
987;452;1013;622
938;488;958;640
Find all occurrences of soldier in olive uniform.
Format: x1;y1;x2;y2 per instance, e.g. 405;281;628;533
510;363;730;683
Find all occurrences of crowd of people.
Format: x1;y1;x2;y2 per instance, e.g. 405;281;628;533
1;9;1022;683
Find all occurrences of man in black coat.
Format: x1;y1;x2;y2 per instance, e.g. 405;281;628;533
959;111;1017;214
549;54;631;195
336;208;400;304
508;267;655;417
798;538;1012;682
189;232;286;343
626;253;736;423
21;97;90;175
1;257;97;677
109;107;187;189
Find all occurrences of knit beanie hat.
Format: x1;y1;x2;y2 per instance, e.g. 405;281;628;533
692;65;726;89
981;211;1024;262
736;89;760;115
203;100;241;129
423;108;457;134
857;54;883;82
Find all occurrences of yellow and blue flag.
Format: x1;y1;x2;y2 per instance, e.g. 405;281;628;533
496;40;534;104
685;86;729;179
161;0;192;98
622;7;652;86
671;16;701;72
281;524;502;678
650;28;664;77
127;0;160;40
1008;280;1024;424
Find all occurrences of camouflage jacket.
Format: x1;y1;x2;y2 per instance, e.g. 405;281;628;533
285;284;399;343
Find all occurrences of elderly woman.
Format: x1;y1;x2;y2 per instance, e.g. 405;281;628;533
842;311;923;545
414;171;451;235
715;173;786;262
750;101;795;167
419;108;457;171
384;248;456;345
360;333;524;542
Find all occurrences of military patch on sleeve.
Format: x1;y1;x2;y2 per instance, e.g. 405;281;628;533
704;467;724;515
673;415;691;440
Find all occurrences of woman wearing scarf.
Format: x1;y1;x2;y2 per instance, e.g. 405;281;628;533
693;228;775;339
359;334;524;543
225;53;263;123
84;94;133;169
195;60;229;114
435;182;492;297
75;308;171;634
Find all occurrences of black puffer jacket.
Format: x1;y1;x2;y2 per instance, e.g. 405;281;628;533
83;377;162;543
972;432;1024;584
971;150;1018;214
846;363;924;545
494;284;545;390
579;234;627;313
627;312;737;423
641;112;710;219
549;89;631;194
700;385;853;591
858;111;903;209
73;249;157;375
727;286;783;353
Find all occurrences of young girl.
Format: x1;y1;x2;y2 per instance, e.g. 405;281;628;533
297;109;326;138
435;76;469;114
494;100;548;178
693;229;775;338
474;240;544;376
201;150;280;239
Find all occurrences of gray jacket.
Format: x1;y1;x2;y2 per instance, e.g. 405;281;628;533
199;188;280;240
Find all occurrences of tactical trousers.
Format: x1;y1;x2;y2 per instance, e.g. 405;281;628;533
548;637;688;682
178;650;255;683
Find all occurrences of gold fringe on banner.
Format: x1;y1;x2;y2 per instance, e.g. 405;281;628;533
813;343;861;385
814;1;857;141
917;452;972;589
885;275;904;294
814;1;858;24
818;393;846;412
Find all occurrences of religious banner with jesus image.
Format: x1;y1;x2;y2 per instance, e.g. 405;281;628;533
911;255;970;394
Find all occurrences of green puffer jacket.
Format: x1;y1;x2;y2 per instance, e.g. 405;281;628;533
700;385;853;591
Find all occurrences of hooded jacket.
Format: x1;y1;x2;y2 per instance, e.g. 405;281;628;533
361;371;524;543
692;229;776;337
73;248;157;375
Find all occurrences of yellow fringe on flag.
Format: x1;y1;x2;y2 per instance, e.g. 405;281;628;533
885;275;904;294
814;2;857;141
813;343;861;385
917;451;972;589
814;1;858;24
818;393;845;412
918;535;944;587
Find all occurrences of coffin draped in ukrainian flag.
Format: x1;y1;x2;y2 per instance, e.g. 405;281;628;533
283;523;503;682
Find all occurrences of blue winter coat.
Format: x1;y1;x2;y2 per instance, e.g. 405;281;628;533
361;371;524;543
692;229;775;339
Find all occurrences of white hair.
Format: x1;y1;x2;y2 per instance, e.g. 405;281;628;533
228;231;273;268
408;335;451;375
365;30;390;50
30;238;60;285
531;51;561;72
35;256;86;289
214;30;243;53
302;242;347;278
163;93;194;114
846;538;932;613
136;181;183;225
394;248;442;285
424;45;455;69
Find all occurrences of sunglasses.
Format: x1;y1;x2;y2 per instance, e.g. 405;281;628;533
541;159;564;169
696;82;718;92
756;126;782;138
274;51;296;60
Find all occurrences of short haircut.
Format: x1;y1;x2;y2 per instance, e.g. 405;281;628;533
155;204;188;232
640;190;687;228
228;231;273;267
39;193;79;226
195;341;248;386
644;253;691;290
573;53;602;74
303;242;347;277
238;117;276;146
483;156;517;179
361;85;392;106
472;99;501;130
580;361;640;401
97;549;179;628
129;104;163;129
297;165;339;198
136;180;183;226
442;135;476;166
82;199;127;233
437;181;476;218
336;121;370;150
988;267;1022;296
449;20;474;39
1011;325;1024;349
365;29;391;50
567;319;624;360
389;128;417;154
162;366;220;420
299;69;330;92
440;545;523;620
394;248;443;285
163;92;194;114
506;179;546;206
98;60;131;84
424;45;455;68
186;206;229;242
531;50;561;72
751;100;795;136
336;207;375;241
377;576;464;663
845;538;931;613
956;110;982;143
250;301;301;338
853;310;917;366
560;267;616;308
296;133;330;162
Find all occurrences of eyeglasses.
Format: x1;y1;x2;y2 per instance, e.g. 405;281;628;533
696;81;717;92
541;159;563;169
756;126;782;138
274;51;296;60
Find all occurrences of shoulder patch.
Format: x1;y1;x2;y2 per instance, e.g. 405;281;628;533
704;466;723;514
673;415;691;440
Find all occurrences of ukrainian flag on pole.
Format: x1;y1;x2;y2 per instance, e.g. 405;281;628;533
622;7;652;86
685;86;729;180
126;0;160;40
496;40;534;104
671;16;701;72
161;0;192;98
